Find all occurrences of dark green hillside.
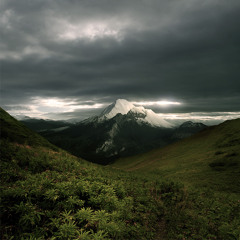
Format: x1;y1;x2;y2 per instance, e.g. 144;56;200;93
0;109;172;239
1;108;164;239
0;107;57;150
1;109;240;240
112;118;240;192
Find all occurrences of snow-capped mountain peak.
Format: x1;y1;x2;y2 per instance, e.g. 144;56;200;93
99;99;135;119
99;99;173;128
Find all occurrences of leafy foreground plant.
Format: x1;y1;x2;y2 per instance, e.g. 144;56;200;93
1;141;162;239
1;141;240;240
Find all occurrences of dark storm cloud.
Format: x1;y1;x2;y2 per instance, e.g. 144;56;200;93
1;0;240;118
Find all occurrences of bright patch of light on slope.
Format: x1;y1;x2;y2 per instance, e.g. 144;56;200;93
133;101;181;106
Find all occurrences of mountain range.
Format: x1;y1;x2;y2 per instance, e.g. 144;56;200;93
22;99;207;164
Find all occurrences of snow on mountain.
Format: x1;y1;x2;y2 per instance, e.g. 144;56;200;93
99;99;173;128
99;99;135;119
96;123;118;154
129;106;173;128
39;99;207;162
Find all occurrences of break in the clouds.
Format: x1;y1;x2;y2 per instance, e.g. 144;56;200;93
1;0;240;121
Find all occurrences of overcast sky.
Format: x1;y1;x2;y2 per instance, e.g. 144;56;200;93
1;0;240;122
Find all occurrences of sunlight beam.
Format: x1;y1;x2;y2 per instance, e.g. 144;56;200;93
133;100;181;106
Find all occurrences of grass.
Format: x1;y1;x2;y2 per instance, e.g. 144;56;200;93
111;119;240;193
1;108;240;239
2;141;240;240
0;141;163;239
0;108;57;150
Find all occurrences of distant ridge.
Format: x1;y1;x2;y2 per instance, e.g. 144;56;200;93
21;118;72;132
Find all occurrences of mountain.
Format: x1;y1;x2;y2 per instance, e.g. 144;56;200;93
172;120;207;139
100;99;135;119
21;118;73;132
41;99;207;164
1;108;240;239
1;109;166;239
98;99;173;128
112;118;240;192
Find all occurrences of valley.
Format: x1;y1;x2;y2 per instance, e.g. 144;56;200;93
112;118;240;193
1;107;240;240
2;0;240;239
22;99;207;164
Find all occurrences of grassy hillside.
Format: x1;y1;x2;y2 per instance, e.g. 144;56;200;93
1;109;240;239
112;119;240;192
0;108;57;150
1;108;164;239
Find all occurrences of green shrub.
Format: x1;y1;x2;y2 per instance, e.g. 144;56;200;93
1;139;240;239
